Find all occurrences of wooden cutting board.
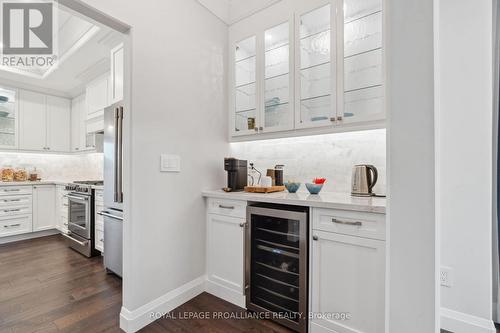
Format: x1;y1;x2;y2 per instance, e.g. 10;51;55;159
244;186;286;193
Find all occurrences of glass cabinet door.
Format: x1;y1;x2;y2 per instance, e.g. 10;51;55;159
263;22;293;132
297;4;335;128
234;36;257;134
343;0;384;123
0;88;17;149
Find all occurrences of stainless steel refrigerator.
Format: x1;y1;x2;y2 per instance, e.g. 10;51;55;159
101;102;124;277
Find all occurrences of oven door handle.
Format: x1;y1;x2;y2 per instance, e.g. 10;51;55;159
67;195;89;202
98;211;124;221
62;233;89;247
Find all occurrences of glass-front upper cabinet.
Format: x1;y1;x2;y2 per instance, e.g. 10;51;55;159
234;36;257;135
0;88;18;149
296;3;335;129
264;22;293;132
343;0;384;123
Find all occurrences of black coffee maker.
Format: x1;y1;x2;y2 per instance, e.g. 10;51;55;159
224;158;247;192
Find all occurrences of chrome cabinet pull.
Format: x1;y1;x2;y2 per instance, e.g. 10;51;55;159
3;199;21;202
239;223;247;228
4;189;20;192
4;209;21;213
219;205;235;210
4;224;21;228
312;235;319;241
331;218;362;227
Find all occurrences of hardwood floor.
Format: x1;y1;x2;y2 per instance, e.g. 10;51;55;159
0;235;293;333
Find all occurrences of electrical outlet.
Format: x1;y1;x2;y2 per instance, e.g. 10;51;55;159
440;266;453;287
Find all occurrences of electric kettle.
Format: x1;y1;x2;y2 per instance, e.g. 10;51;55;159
351;165;378;197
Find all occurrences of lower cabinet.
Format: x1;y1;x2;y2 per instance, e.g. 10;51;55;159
94;189;104;252
55;185;69;234
0;214;32;237
32;185;56;232
310;230;385;333
206;210;246;307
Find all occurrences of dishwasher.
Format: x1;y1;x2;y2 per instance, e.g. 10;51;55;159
246;203;309;333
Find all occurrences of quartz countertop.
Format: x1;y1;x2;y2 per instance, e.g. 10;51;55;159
0;180;72;186
202;190;386;214
0;181;103;190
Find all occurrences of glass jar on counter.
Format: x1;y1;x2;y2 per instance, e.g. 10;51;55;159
1;166;14;182
28;166;39;181
14;167;28;181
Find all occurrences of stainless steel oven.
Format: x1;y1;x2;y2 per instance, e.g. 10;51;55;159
246;203;309;333
67;192;91;239
62;182;102;258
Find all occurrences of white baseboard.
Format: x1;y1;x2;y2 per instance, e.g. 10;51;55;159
119;275;206;333
0;229;60;245
205;279;246;309
441;308;496;333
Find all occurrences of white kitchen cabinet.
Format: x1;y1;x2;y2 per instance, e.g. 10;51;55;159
94;189;104;252
71;94;87;152
55;185;69;234
19;90;47;151
86;74;109;120
206;204;246;308
230;5;293;137
46;96;71;152
0;87;19;150
19;90;71;152
110;43;124;104
0;186;33;238
310;230;385;333
229;0;385;140
32;185;56;232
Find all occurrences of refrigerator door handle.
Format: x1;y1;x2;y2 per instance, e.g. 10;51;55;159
114;107;120;203
117;106;124;203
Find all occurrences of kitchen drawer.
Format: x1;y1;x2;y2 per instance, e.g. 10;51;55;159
312;208;386;241
0;186;33;196
95;190;104;203
95;218;104;231
95;229;104;252
0;195;32;208
0;215;32;237
0;205;32;218
207;198;246;219
61;216;69;234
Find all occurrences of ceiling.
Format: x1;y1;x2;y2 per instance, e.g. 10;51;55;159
0;4;123;98
197;0;282;25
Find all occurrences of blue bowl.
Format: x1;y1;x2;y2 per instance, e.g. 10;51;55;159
306;183;324;195
284;182;301;193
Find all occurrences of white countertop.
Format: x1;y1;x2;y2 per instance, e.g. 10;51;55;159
202;190;386;214
0;181;104;190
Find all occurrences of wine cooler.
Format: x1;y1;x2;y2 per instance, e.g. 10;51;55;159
246;203;309;333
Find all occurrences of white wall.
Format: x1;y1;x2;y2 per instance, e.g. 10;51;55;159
437;0;495;332
230;129;386;194
0;152;103;181
387;0;437;332
79;0;228;330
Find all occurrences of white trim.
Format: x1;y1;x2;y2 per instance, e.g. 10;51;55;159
205;280;246;309
119;276;206;333
0;229;60;245
441;308;496;333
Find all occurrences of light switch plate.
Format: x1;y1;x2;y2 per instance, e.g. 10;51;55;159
160;154;181;172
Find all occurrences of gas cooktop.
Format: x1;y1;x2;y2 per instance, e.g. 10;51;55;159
74;181;104;186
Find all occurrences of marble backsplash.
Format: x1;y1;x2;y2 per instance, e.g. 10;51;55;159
0;152;104;182
229;129;387;195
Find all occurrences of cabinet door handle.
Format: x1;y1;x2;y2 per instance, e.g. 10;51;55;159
312;235;319;241
4;209;21;213
4;189;20;192
331;218;362;227
219;205;235;210
100;238;104;242
3;199;21;202
330;117;336;122
239;223;247;228
337;116;343;121
4;224;21;228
